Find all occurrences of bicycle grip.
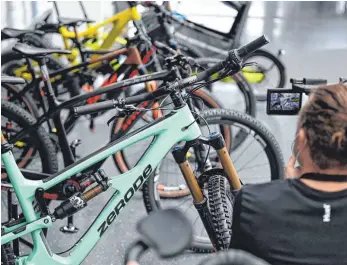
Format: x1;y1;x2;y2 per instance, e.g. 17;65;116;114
124;93;154;105
236;35;270;59
303;78;327;85
74;100;117;116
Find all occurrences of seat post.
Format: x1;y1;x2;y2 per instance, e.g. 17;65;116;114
37;56;76;167
37;57;60;109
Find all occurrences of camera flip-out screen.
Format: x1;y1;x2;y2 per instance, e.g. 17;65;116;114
267;89;303;115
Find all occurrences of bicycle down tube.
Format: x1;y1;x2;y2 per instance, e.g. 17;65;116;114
1;104;201;265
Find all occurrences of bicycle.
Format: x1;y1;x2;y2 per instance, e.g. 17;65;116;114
1;39;226;165
5;35;283;252
2;2;257;127
1;27;256;170
142;2;286;96
1;25;244;221
1;35;278;264
1;2;140;66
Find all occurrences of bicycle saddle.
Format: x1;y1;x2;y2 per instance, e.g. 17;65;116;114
12;43;71;58
59;17;95;27
137;209;192;258
1;76;26;85
1;27;44;40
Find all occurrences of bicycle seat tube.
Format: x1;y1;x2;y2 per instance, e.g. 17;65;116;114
37;57;75;166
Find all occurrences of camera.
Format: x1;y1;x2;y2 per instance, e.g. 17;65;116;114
266;78;328;115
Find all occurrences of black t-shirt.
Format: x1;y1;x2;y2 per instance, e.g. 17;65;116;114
231;178;347;265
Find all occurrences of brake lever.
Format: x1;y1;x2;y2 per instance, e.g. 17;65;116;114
242;62;261;71
106;105;138;127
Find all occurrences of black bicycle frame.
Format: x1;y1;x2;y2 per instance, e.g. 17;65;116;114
8;67;171;178
162;2;251;48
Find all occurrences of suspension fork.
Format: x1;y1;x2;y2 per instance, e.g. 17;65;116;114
208;132;241;189
172;143;217;249
171;132;241;248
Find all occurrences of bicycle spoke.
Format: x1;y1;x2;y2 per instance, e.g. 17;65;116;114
232;134;254;164
183;202;194;213
174;196;192;209
236;148;267;172
192;215;200;228
200;222;206;236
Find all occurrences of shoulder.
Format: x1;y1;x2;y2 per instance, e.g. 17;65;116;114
242;179;292;196
236;180;295;211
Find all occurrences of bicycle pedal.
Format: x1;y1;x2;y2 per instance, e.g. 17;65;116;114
60;224;79;234
70;139;81;148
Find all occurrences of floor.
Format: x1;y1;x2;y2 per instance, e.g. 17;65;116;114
2;2;347;265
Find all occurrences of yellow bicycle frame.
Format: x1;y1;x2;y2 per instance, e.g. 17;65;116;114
59;6;140;63
12;6;140;80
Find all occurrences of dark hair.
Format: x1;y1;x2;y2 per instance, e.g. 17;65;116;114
299;83;347;169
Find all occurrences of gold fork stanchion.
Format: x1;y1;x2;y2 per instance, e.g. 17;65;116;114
208;132;242;190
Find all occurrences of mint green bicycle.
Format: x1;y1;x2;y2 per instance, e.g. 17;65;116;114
1;35;275;265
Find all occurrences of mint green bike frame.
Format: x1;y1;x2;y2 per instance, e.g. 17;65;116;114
1;104;201;265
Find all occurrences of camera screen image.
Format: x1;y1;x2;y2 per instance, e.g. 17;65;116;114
269;92;301;111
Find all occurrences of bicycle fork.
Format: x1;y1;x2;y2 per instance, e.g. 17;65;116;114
172;132;241;250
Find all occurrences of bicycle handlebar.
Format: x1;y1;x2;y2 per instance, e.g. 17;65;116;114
74;35;269;116
194;35;269;81
198;250;271;265
153;40;178;56
73;87;170;116
143;1;188;25
303;78;327;85
290;78;327;85
237;35;270;58
73;100;119;116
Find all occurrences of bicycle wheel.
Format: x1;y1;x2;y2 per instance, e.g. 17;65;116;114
195;58;256;117
1;101;58;255
1;83;39;118
208;174;234;250
142;109;284;253
1;242;15;265
2;48;81;134
243;49;286;100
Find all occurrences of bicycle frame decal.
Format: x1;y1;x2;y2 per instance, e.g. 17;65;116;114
1;105;201;265
97;164;152;237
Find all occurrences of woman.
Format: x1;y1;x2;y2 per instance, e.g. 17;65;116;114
230;83;347;265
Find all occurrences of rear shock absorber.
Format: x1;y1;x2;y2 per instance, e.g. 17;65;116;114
54;169;109;220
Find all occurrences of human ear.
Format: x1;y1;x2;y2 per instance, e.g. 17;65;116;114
296;129;307;150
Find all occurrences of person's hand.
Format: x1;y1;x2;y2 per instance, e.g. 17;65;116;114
285;155;302;179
